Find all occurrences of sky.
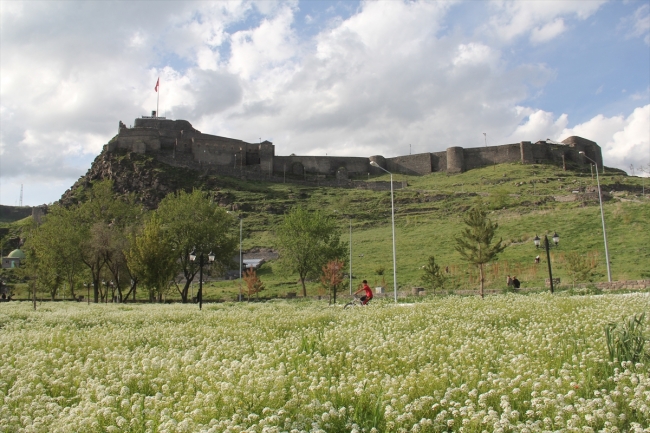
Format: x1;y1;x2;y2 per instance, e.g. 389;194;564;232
1;0;649;207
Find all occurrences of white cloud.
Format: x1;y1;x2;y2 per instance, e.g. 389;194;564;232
453;43;494;66
560;105;650;174
622;3;650;45
503;105;650;175
0;0;647;205
486;0;605;43
530;18;566;44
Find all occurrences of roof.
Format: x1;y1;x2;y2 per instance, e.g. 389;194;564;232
7;249;26;259
243;259;265;269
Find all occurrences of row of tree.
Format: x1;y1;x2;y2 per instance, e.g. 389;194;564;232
23;180;509;304
23;182;237;303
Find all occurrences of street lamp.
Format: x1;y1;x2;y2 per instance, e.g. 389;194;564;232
228;211;244;302
533;232;559;293
369;161;398;302
190;249;215;310
579;151;612;282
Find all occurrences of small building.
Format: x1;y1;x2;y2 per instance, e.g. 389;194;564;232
2;249;26;269
243;258;265;270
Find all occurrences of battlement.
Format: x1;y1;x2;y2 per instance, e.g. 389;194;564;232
106;118;602;179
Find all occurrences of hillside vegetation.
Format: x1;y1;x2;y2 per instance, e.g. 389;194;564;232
2;149;649;300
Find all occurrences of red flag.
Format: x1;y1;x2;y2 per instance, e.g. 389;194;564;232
154;78;159;92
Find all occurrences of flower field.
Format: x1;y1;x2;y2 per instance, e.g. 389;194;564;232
0;294;648;433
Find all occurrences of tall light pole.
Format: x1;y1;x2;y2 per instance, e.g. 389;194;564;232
533;233;559;293
229;211;244;301
579;151;612;282
369;161;398;302
190;249;215;310
239;216;243;302
349;218;352;295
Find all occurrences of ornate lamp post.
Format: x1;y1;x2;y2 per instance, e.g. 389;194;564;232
190;249;215;310
369;161;398;302
534;232;559;293
579;151;612;282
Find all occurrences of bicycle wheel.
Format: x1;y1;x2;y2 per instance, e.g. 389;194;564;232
344;301;357;309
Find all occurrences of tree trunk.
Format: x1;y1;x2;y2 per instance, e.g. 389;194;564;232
181;280;191;303
300;277;307;297
479;264;484;299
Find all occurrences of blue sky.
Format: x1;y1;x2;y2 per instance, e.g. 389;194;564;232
1;0;649;206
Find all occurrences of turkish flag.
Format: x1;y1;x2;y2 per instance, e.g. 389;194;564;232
154;78;159;92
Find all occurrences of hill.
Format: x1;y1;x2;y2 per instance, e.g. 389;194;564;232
3;146;649;299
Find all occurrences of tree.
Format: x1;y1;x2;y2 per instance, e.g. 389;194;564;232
275;207;347;297
421;255;446;293
454;203;506;298
242;268;265;301
565;251;597;286
156;190;237;303
75;180;142;302
320;259;345;305
23;204;86;301
126;215;177;302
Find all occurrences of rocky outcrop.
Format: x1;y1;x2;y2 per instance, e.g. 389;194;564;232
59;149;202;209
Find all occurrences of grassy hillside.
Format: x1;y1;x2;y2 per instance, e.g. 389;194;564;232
4;160;649;301
201;162;649;300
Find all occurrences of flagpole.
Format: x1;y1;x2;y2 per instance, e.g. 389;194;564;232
156;78;159;118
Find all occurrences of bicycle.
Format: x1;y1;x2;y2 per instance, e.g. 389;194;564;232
344;294;370;309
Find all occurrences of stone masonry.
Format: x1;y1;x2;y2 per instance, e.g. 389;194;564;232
107;117;603;179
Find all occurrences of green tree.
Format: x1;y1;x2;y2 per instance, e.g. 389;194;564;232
23;205;86;301
126;215;177;302
276;207;347;297
421;255;446;293
565;251;597;286
156;190;237;303
74;180;142;302
454;204;506;298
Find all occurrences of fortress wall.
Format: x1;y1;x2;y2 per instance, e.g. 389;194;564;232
530;143;552;163
273;156;369;176
386;153;432;175
193;140;246;166
259;143;275;174
520;141;534;164
112;118;604;179
431;151;447;172
117;129;161;153
463;143;521;170
562;136;602;168
446;147;464;173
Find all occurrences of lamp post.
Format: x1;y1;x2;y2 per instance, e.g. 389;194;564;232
369;161;398;302
239;216;243;302
579;151;612;282
534;232;559;293
349;218;352;295
228;211;244;302
190;249;215;310
84;283;89;305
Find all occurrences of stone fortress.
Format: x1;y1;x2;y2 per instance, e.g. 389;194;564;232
107;116;603;180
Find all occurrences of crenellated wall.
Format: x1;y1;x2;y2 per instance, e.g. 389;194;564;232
107;117;603;179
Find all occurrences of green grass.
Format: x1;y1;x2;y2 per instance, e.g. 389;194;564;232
3;162;649;300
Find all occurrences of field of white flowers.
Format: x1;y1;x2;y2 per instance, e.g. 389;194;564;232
0;294;648;433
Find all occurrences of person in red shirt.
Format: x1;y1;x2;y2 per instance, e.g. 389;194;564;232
354;280;374;305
